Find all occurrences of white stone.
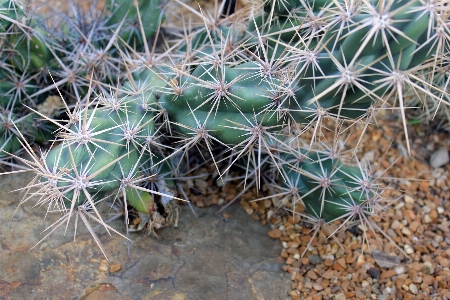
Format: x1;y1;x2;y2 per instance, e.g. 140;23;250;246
395;265;406;275
423;214;432;224
404;244;414;255
404;195;415;204
361;150;375;166
391;220;400;229
409;283;418;295
194;179;208;194
394;202;405;210
335;293;346;300
430;147;449;168
401;227;412;236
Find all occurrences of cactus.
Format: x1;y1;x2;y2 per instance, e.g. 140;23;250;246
0;0;449;260
0;0;24;31
0;108;24;162
11;66;188;256
280;150;377;222
105;0;164;48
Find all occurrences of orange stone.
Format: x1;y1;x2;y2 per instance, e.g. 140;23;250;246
267;228;282;239
109;264;122;273
380;269;397;280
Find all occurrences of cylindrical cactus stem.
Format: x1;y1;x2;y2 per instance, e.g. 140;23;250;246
0;108;36;162
281;150;378;223
0;0;24;31
40;78;159;212
255;0;447;124
105;0;164;48
150;62;286;145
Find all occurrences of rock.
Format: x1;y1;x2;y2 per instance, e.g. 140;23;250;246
412;276;422;284
409;283;418;295
361;150;375;166
194;179;208;194
335;293;346;300
404;195;415;204
421;261;435;274
99;264;109;272
267;228;282;239
401;227;411;236
430;147;449;168
410;221;420;233
404;244;414;255
423;214;432;224
308;255;323;265
0;175;290;300
372;250;401;268
395;265;406;275
312;283;323;291
110;264;122;273
422;275;434;285
413;245;429;254
379;269;397;280
307;270;318;280
391;220;400;229
367;268;380;279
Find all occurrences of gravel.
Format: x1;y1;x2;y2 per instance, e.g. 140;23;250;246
254;118;450;299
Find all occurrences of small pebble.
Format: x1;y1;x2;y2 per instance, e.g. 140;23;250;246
335;293;346;300
401;227;411;236
307;270;318;280
404;195;415;204
99;264;108;272
412;276;422;284
394;202;405;210
395;265;406;275
367;268;380;279
267;229;281;239
430;147;449;168
423;214;432;224
194;179;208;194
391;220;400;229
386;229;397;238
222;212;230;219
404;244;414;255
409;283;419;295
110;263;122;273
372;250;401;268
313;283;323;291
308;255;323;265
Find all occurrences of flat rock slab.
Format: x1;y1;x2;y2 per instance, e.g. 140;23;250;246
0;172;289;299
